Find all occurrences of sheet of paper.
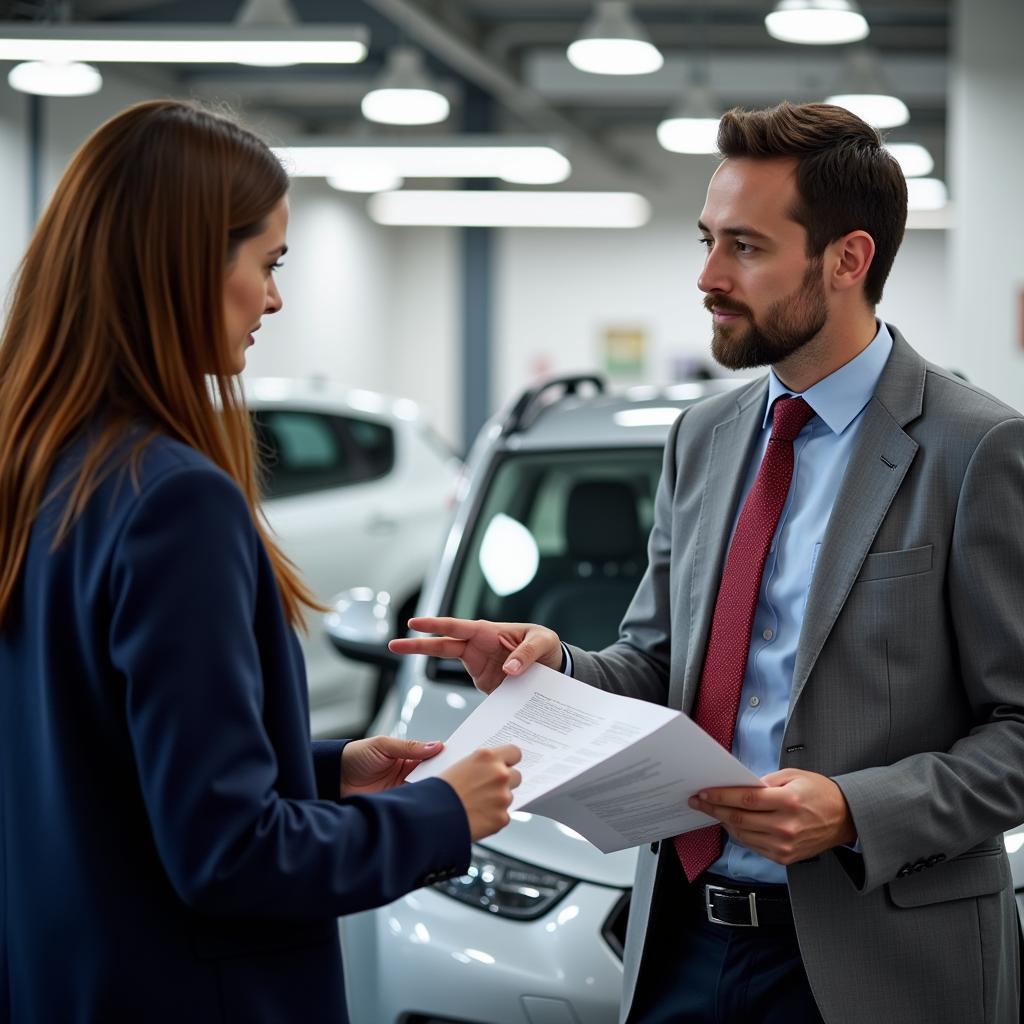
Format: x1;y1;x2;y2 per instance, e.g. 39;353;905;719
406;663;763;853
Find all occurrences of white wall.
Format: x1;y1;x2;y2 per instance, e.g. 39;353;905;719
949;0;1024;407
496;186;951;411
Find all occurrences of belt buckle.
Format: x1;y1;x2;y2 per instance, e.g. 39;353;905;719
705;883;759;927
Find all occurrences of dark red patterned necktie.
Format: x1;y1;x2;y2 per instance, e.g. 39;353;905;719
674;395;815;882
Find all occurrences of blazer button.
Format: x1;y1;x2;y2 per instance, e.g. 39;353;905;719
896;864;912;878
650;841;660;854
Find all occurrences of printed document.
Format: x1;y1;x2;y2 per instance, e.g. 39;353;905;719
406;662;763;853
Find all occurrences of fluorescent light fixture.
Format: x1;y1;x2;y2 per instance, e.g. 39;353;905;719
826;92;909;128
765;0;869;45
657;117;720;153
273;138;571;186
327;164;404;193
233;0;304;64
361;47;449;126
657;85;721;154
906;177;948;211
826;48;909;129
0;23;368;65
567;1;664;75
7;60;101;96
885;142;934;178
368;190;651;229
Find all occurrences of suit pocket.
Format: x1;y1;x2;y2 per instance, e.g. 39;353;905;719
856;544;933;583
887;845;1009;907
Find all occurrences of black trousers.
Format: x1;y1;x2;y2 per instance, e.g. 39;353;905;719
629;860;825;1024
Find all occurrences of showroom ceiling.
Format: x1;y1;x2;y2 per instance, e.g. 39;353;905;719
2;0;952;188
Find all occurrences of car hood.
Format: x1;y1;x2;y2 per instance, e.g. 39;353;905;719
392;669;638;889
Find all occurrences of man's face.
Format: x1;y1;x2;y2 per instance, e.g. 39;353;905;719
697;157;828;371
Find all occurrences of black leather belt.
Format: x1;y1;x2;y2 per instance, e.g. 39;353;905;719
700;874;794;928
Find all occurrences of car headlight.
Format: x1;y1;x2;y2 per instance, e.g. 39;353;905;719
434;844;576;920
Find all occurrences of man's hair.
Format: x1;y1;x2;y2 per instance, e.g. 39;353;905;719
717;101;907;305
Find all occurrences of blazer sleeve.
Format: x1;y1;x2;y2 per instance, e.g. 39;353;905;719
833;416;1024;892
312;740;347;801
108;464;470;920
565;409;684;704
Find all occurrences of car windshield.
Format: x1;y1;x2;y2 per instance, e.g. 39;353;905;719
446;448;663;658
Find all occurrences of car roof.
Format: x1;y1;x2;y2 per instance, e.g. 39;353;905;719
497;378;750;452
241;376;423;424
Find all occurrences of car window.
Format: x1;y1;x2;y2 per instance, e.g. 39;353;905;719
345;417;395;479
447;449;663;657
252;410;394;499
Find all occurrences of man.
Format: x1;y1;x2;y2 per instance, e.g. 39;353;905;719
391;102;1024;1024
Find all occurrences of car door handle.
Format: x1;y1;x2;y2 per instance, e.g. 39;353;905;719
366;513;399;535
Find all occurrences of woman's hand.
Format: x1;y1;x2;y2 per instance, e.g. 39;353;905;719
340;736;444;797
388;616;564;694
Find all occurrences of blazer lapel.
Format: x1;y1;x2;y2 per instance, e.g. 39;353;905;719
674;381;767;712
788;327;926;716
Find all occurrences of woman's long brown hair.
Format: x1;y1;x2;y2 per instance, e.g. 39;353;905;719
0;99;320;629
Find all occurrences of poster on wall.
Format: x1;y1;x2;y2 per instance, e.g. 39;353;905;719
602;325;647;378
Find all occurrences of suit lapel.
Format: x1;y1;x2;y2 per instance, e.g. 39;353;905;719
675;382;767;712
788;327;926;716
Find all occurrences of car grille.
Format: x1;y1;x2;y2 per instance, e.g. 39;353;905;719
601;891;630;961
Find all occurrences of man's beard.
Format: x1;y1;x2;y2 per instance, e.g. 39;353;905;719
706;257;827;371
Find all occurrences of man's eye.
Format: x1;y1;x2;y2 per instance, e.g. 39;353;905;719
268;261;284;272
736;241;755;254
697;237;713;249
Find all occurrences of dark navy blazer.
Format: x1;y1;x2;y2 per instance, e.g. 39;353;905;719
0;433;470;1023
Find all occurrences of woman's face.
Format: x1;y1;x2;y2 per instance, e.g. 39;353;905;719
223;196;288;374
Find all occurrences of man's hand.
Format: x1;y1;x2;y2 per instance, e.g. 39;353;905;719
388;616;564;694
340;736;444;797
688;768;857;865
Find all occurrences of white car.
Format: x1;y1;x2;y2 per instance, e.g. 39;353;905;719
244;377;460;738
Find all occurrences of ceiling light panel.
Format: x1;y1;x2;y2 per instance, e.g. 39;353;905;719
567;1;663;76
0;24;368;65
7;60;102;96
274;140;571;186
826;92;909;128
367;191;650;229
885;143;934;178
361;47;449;126
906;177;948;211
765;0;870;45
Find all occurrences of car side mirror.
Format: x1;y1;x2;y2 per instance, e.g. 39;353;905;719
323;588;401;669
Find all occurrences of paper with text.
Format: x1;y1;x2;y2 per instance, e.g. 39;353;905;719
405;663;764;853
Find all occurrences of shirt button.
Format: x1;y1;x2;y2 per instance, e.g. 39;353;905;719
762;628;774;641
749;696;761;707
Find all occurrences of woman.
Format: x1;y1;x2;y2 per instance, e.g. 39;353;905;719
0;100;520;1023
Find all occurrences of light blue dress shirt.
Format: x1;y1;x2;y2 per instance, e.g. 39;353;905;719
710;321;892;883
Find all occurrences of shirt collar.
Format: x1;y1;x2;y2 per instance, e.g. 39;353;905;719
763;320;894;435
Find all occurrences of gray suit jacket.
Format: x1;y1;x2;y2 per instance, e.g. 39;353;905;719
568;328;1024;1024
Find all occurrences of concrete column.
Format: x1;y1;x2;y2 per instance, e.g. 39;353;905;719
949;0;1024;404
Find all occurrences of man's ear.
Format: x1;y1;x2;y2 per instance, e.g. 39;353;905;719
829;230;875;295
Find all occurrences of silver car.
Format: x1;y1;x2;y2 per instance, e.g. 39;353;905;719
328;374;1024;1024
